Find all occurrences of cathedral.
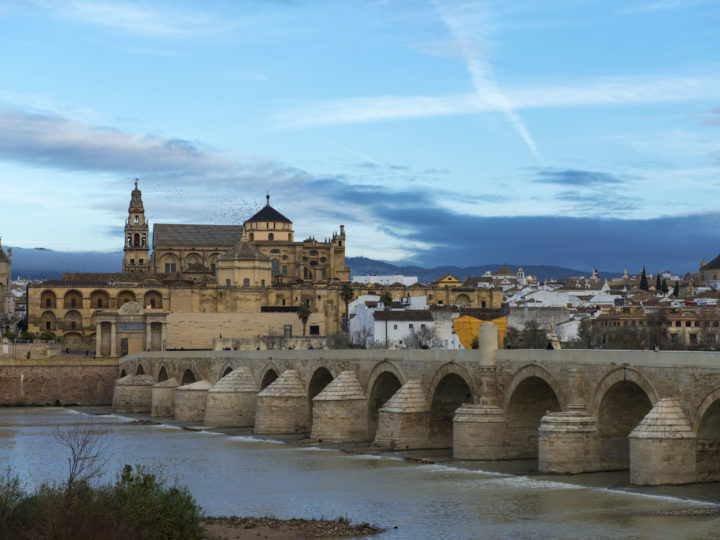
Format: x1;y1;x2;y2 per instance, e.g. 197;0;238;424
26;181;500;354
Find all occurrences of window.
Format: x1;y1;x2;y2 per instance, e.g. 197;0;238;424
282;299;286;306
164;263;176;273
70;298;76;308
46;321;51;330
309;325;320;335
282;255;288;261
284;325;292;338
690;333;698;344
268;233;274;241
482;301;486;308
282;265;287;276
226;279;231;286
139;259;143;264
243;278;250;287
142;237;146;247
134;215;139;223
671;333;677;342
675;321;681;327
249;233;254;241
97;299;103;308
686;321;691;327
211;263;216;275
409;324;414;330
70;321;76;330
130;259;135;265
271;249;280;254
271;259;280;276
393;324;397;330
320;257;326;263
46;299;51;308
421;324;426;329
127;236;132;246
694;321;700;327
309;250;318;257
150;299;156;308
261;279;265;287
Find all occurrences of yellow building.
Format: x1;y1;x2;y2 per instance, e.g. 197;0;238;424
431;274;462;288
27;182;502;353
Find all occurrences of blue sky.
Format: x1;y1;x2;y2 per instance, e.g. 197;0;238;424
1;0;720;273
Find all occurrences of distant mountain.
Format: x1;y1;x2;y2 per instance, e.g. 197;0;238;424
347;256;621;282
8;247;620;282
9;247;123;280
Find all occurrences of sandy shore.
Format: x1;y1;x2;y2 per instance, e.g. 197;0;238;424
201;516;386;539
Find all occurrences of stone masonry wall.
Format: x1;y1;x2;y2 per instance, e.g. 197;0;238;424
0;360;117;405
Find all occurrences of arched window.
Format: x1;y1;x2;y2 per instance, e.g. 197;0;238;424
134;215;139;223
133;233;139;246
271;258;280;276
243;278;250;287
70;298;76;308
46;299;51;308
142;236;146;247
97;298;103;308
268;233;274;241
127;236;132;246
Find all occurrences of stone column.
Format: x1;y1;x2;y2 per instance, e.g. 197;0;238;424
374;379;430;450
145;321;152;351
110;322;117;357
311;370;368;443
629;397;696;485
538;368;598;474
453;369;509;460
95;321;102;357
254;370;308;434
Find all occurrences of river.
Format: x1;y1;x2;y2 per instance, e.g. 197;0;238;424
1;407;719;539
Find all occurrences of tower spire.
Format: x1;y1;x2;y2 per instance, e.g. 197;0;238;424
266;194;270;206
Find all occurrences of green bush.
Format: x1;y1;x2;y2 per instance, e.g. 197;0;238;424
20;331;35;342
0;466;204;540
38;332;55;342
2;332;15;340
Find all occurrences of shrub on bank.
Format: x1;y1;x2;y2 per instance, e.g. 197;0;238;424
0;466;204;540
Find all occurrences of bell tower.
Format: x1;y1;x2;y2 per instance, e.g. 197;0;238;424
123;179;150;273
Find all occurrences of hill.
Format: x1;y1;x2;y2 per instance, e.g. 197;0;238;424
7;247;619;282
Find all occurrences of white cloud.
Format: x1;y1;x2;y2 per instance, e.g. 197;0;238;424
278;75;720;128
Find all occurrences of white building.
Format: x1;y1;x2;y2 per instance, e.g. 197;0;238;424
352;274;418;286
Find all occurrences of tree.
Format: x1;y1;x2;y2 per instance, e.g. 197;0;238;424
54;426;109;490
339;282;355;334
639;267;649;291
379;289;392;307
402;326;441;349
522;320;548;349
661;278;669;293
296;301;311;337
673;281;680;297
646;309;669;350
655;274;662;291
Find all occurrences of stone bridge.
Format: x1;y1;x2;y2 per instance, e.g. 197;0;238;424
113;325;720;486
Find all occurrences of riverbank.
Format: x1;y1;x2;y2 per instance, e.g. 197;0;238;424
202;516;385;539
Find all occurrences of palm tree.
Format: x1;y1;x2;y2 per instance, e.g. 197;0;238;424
297;300;311;337
380;289;392;307
339;282;355;333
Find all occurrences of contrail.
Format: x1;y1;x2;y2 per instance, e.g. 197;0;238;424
433;0;542;162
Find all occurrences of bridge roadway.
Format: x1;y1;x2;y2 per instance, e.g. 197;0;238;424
113;325;720;485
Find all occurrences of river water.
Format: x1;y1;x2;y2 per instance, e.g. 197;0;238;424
1;407;720;539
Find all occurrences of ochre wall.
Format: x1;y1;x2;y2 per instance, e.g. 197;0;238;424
0;359;117;405
166;312;326;349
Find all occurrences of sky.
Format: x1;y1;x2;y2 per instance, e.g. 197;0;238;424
1;0;720;274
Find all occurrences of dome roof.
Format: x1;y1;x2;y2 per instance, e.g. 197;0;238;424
245;195;291;224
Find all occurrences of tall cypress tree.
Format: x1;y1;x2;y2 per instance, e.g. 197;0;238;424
655;274;661;291
673;281;680;297
639;267;649;291
662;278;669;293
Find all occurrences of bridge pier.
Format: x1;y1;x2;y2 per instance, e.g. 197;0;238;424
373;379;430;449
311;370;368;443
539;369;598;473
174;380;211;423
112;374;155;413
254;369;308;434
629;397;696;485
151;378;178;417
204;368;257;427
453;403;507;459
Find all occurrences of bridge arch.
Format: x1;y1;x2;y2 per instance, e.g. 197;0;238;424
695;388;720;482
428;362;476;448
591;367;658;418
503;364;564;411
593;367;656;470
181;369;196;385
157;366;168;383
367;361;405;440
503;364;562;459
216;361;235;381
258;362;280;391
